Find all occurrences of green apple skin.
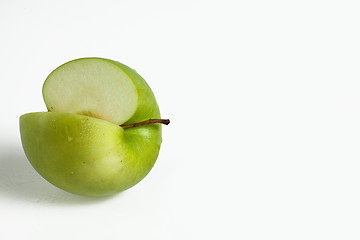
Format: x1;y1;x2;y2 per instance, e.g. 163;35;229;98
19;59;163;197
106;60;160;124
20;112;161;196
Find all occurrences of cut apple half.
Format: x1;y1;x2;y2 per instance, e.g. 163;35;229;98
20;57;169;196
43;58;138;125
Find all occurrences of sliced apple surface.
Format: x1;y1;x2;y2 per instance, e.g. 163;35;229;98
43;58;159;125
20;58;166;196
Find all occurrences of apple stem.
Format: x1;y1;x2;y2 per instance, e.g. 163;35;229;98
120;119;170;129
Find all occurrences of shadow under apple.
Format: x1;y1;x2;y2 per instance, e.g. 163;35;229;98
0;143;115;205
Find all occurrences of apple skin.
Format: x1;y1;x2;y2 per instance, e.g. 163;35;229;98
20;112;161;196
106;60;161;124
19;59;163;197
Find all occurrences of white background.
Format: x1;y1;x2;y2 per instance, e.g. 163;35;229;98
1;0;360;239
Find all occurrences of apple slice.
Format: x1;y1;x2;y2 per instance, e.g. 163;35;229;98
19;58;169;196
43;58;153;125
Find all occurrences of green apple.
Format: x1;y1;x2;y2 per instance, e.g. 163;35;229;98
19;58;169;197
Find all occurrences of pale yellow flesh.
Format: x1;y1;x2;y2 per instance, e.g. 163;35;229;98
43;58;138;125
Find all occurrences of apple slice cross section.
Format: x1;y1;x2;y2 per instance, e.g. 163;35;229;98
19;58;169;197
43;58;139;125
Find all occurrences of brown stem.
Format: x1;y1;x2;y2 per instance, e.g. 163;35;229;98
121;119;170;129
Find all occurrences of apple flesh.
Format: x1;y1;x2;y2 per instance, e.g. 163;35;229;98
43;58;160;125
19;58;165;196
